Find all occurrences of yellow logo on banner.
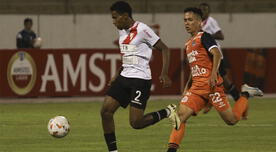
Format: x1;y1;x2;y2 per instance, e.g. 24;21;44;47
7;51;37;95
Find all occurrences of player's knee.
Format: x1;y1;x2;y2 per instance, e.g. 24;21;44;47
178;111;188;123
129;119;144;129
100;107;114;120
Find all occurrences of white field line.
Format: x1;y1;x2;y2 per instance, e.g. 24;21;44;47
0;94;275;104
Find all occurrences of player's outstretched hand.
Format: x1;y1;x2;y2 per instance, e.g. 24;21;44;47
209;73;217;92
159;74;172;88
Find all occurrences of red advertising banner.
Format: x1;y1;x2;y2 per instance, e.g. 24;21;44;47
1;48;276;98
223;48;276;93
0;49;182;97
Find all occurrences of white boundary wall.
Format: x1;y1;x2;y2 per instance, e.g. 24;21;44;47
0;13;275;49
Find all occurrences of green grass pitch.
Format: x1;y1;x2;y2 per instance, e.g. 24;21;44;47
0;98;275;152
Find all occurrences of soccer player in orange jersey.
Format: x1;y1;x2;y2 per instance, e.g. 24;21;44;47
199;3;247;119
166;7;263;152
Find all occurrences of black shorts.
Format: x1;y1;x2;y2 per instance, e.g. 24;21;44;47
106;75;152;109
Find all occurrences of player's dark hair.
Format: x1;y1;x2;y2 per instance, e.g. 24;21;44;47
110;1;132;18
184;7;203;19
24;18;33;25
199;3;210;9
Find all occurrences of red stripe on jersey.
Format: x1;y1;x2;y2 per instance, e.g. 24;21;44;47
122;23;139;44
201;18;208;28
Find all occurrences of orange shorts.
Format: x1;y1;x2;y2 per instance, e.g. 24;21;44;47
180;86;230;114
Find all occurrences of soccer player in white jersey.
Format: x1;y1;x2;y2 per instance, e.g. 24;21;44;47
100;1;179;152
199;3;245;118
200;3;224;41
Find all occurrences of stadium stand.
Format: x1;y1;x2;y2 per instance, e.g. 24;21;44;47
0;0;276;14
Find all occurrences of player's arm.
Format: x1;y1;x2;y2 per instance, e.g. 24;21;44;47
201;32;222;89
16;33;24;49
142;25;171;88
210;18;224;40
182;48;191;95
182;73;192;96
154;39;172;88
210;47;222;77
209;47;221;91
31;32;38;47
212;30;224;40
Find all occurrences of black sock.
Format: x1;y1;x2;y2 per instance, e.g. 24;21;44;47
150;109;168;125
228;84;240;101
167;148;177;152
104;132;117;151
241;92;250;98
167;143;179;152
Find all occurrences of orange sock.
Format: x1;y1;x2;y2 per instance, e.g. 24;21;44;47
242;104;249;120
232;96;248;120
168;123;185;148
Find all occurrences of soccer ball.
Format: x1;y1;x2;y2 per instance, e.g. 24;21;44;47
47;116;70;138
33;37;42;48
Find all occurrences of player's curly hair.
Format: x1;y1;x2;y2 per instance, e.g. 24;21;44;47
199;3;210;9
24;18;33;25
110;1;132;18
184;7;203;19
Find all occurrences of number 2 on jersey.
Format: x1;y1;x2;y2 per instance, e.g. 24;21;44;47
209;92;222;104
134;90;142;101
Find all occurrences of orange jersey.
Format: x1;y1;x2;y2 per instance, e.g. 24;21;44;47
185;32;223;95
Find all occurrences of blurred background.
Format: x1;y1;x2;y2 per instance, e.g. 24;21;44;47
0;0;275;99
0;0;276;48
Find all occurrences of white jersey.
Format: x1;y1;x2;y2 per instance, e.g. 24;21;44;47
201;16;221;35
201;16;223;58
118;21;160;80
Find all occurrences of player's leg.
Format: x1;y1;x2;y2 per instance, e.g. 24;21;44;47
101;96;121;152
129;105;174;129
211;84;263;125
101;75;131;152
220;56;240;101
222;72;251;119
167;104;194;152
203;59;239;114
209;85;245;125
222;74;240;101
167;92;206;152
242;104;249;120
216;95;248;125
219;58;253;120
128;79;176;129
240;84;263;119
220;84;263;123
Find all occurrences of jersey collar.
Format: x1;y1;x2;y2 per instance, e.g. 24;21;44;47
201;17;209;27
125;21;138;32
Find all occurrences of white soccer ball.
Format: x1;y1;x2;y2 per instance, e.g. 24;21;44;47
47;116;70;138
33;37;42;48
